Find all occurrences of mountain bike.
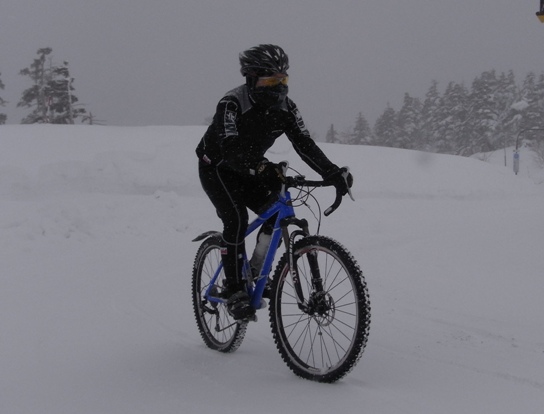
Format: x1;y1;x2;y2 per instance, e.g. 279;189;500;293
191;163;370;383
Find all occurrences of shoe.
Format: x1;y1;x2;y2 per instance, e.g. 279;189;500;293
226;291;255;320
219;279;243;299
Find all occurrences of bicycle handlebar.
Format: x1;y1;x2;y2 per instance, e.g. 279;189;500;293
282;166;354;217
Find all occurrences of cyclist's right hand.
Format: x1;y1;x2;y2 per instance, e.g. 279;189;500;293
256;160;286;191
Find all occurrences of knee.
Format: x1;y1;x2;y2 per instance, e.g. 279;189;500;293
222;218;248;245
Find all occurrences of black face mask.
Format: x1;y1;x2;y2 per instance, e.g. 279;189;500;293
250;84;288;108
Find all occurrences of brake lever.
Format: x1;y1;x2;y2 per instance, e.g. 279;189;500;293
342;167;355;201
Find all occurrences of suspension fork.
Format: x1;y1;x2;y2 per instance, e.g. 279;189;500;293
281;217;323;310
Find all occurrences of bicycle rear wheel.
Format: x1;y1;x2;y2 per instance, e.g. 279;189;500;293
192;235;247;352
269;235;370;382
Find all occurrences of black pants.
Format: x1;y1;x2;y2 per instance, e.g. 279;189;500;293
198;162;276;288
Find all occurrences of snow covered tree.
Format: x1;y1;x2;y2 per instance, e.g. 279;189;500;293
494;71;519;149
396;93;422;149
341;113;372;145
534;72;544;127
517;72;543;133
462;70;497;155
325;124;339;143
0;71;6;124
47;62;86;124
419;80;441;152
373;104;399;148
351;112;373;145
18;47;53;123
18;48;86;124
433;82;469;154
523;72;544;157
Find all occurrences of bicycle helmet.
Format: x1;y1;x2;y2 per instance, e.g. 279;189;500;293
240;44;290;107
239;44;289;77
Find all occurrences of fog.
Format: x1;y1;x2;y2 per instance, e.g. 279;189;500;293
1;0;543;138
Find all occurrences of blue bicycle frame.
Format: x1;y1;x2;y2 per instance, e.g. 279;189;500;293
204;189;298;310
200;165;351;311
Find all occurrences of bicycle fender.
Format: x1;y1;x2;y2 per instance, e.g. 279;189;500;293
192;230;222;242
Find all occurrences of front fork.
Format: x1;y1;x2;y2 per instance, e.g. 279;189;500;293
281;218;323;312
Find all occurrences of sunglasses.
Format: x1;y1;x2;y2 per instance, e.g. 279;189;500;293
255;75;289;87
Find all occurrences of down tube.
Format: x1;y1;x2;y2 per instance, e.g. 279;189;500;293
249;198;295;309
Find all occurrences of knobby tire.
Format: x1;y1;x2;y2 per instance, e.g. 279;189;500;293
269;235;370;383
192;235;247;353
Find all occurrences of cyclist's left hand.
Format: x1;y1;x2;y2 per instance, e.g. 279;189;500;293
325;167;353;196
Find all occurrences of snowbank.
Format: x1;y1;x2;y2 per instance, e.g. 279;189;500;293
1;125;543;414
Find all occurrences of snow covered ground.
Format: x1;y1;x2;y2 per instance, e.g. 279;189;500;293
1;125;543;413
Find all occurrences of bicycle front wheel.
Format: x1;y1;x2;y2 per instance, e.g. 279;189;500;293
269;235;370;382
192;235;247;353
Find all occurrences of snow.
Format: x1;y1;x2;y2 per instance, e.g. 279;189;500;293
511;99;529;112
1;125;543;413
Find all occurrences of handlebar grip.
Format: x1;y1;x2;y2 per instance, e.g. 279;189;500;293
323;166;353;216
324;187;343;216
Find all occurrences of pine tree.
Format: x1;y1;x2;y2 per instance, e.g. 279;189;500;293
494;71;519;149
419;80;441;152
535;72;544;126
433;82;469;154
325;124;339;143
47;62;86;124
18;47;53;123
18;48;86;124
351;112;373;145
396;93;422;149
517;72;542;133
0;71;6;124
525;72;544;154
373;104;398;148
463;70;497;155
530;72;544;162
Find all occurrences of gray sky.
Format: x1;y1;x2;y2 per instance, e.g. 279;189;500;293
1;0;543;138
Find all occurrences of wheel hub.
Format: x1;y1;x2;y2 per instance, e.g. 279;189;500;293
307;291;336;326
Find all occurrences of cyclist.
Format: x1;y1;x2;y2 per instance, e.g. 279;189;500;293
195;44;352;320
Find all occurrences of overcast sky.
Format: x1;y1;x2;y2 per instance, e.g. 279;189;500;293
1;0;543;138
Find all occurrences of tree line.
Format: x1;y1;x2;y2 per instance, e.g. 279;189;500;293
327;70;544;156
0;47;98;125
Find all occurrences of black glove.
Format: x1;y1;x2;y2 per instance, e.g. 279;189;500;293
256;161;286;192
324;166;353;196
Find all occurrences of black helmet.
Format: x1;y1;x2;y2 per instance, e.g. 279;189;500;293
239;44;289;77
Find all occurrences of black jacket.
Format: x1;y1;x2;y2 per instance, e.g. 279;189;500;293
196;85;337;177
